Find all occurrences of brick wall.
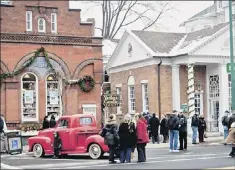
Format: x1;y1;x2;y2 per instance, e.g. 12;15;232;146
0;0;93;36
109;65;173;117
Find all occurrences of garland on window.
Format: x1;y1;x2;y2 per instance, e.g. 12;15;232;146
0;47;96;92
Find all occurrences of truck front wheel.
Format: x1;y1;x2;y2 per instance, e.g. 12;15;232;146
33;143;45;158
88;143;103;159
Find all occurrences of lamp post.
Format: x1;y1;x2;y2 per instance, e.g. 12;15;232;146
229;0;235;111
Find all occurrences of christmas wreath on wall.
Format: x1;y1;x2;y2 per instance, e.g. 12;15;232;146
0;47;96;92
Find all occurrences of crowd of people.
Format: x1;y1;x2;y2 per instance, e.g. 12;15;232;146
100;110;211;164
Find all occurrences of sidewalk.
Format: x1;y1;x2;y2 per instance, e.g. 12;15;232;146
22;136;224;153
146;136;224;149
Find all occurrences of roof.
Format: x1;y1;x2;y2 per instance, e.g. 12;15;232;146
131;22;229;55
132;30;185;53
188;4;216;21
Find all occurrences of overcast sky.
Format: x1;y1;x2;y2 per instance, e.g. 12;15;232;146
70;1;213;38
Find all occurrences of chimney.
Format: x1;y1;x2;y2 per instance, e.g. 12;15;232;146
87;18;95;36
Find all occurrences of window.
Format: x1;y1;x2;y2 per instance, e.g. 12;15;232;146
21;73;38;122
38;18;46;32
82;104;97;119
209;75;220;98
58;119;69;128
195;93;201;114
46;74;62;117
142;83;149;112
80;117;92;125
116;87;122;114
51;13;57;33
26;11;32;31
1;0;11;5
129;86;135;112
128;76;135;113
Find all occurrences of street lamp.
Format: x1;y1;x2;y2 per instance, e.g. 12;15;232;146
229;0;235;111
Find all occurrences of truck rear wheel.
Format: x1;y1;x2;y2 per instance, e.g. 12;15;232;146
88;143;103;159
33;143;45;158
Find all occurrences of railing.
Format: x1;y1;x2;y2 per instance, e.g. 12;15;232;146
206;120;219;132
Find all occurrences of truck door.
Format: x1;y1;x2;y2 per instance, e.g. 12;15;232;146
56;119;72;151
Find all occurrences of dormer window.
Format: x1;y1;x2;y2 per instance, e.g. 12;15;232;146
38;18;46;33
51;13;57;33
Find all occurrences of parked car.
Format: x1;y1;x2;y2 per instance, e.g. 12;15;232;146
28;114;109;159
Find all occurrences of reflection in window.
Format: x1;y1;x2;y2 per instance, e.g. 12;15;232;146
38;18;46;32
22;73;38;121
46;74;61;117
58;119;68;128
80;117;92;125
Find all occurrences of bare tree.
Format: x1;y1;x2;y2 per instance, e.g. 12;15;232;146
82;1;177;39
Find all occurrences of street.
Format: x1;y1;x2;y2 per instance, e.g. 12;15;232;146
1;143;235;169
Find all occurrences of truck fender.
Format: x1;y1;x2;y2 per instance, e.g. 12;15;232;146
28;136;52;152
85;135;109;152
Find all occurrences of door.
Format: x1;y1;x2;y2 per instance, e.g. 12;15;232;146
210;100;219;132
56;119;72;151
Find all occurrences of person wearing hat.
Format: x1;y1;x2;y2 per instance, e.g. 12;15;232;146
198;114;206;143
52;131;62;159
225;122;235;157
101;114;119;164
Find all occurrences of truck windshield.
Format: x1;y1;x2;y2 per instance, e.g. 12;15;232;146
58;119;69;128
80;117;92;125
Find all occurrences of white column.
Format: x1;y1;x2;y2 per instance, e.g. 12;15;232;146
219;63;229;132
172;64;181;111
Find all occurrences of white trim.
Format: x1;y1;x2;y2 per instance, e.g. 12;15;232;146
116;87;122;114
140;80;148;84
21;72;39;122
26;11;32;32
128;85;135;114
115;84;122;87
141;83;149;112
82;104;97;108
195;91;204;115
38;18;46;33
51;13;57;33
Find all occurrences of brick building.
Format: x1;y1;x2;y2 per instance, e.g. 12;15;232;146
107;23;233;134
0;0;103;129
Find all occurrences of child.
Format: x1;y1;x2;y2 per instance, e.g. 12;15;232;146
225;122;235;157
53;132;62;159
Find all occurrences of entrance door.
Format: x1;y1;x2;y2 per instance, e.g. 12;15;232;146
210;100;219;132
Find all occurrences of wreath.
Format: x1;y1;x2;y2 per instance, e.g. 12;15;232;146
78;75;95;92
0;47;96;93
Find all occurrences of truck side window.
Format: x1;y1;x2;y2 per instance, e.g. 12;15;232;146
58;119;69;128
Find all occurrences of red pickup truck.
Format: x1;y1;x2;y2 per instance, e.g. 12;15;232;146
28;114;109;159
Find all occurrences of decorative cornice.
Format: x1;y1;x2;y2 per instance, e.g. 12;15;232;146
0;33;103;47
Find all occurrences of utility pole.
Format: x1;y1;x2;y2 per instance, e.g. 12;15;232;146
229;0;235;111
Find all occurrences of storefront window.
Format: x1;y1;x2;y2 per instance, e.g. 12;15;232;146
21;73;38;122
46;74;61;118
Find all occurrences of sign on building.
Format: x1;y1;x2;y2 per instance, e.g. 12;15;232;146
181;103;188;113
103;94;120;107
227;63;235;73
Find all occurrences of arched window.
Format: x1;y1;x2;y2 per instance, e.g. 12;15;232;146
21;73;38;122
128;76;135;113
46;74;62;119
38;18;46;32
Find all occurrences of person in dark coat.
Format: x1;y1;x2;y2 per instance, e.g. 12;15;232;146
178;111;187;150
100;114;119;164
228;111;235;129
52;131;62;159
149;113;160;144
118;114;137;163
42;116;50;129
191;113;199;144
50;115;57;128
168;110;180;152
160;114;169;143
198;115;207;143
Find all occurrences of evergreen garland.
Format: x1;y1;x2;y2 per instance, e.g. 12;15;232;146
0;47;95;92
